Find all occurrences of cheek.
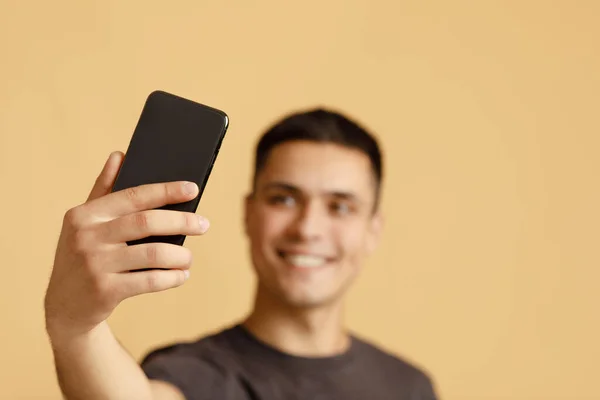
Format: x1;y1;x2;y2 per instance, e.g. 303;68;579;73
248;207;291;244
335;221;371;261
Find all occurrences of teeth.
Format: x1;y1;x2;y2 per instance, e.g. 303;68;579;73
284;254;326;268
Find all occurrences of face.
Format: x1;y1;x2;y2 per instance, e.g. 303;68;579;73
244;140;383;309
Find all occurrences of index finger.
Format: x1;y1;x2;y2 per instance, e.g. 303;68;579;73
83;181;199;219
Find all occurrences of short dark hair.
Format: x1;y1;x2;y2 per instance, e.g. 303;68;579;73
252;108;384;210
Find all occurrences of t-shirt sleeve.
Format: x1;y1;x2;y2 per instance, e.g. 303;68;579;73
140;344;230;400
411;371;439;400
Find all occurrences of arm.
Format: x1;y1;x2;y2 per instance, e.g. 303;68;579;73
48;322;184;400
44;152;208;400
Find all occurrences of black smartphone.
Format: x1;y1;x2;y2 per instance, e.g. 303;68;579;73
111;90;229;247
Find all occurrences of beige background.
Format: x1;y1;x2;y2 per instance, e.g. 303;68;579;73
1;1;599;399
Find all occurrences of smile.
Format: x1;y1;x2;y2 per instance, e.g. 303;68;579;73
277;251;333;268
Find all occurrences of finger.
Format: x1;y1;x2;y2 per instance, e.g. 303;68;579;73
101;210;210;243
85;180;199;219
116;268;190;299
105;242;193;273
87;152;125;202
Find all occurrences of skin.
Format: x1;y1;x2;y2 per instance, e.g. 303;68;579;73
242;140;383;357
45;151;206;400
43;140;383;399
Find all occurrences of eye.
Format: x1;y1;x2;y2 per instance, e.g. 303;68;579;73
268;194;296;207
330;200;354;216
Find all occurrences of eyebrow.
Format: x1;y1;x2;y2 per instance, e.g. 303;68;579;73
261;181;362;203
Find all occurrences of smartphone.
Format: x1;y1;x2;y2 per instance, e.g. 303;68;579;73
111;90;229;247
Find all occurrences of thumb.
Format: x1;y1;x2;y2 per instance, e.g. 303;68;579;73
86;151;125;202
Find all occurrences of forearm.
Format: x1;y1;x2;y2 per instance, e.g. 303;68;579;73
48;321;154;400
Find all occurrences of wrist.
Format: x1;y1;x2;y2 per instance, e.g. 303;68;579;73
46;320;111;352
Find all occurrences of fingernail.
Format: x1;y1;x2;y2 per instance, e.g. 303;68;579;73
198;216;210;231
184;182;198;195
183;270;190;280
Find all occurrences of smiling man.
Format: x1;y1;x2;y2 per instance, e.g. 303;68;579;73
45;109;439;400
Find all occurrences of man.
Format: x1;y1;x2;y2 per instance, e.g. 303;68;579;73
44;108;439;399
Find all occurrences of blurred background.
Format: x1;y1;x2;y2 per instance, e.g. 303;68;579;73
1;1;599;399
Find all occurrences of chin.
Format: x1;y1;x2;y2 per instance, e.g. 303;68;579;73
278;289;342;309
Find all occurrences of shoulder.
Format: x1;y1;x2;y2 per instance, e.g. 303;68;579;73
350;334;439;399
140;326;242;399
350;333;429;376
141;325;236;368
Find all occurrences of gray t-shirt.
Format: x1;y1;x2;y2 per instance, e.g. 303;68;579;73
141;324;439;400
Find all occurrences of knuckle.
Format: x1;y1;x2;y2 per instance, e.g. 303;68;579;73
145;271;162;292
72;228;95;253
91;274;121;308
79;246;98;268
132;212;150;231
124;186;142;206
90;273;110;299
145;243;160;265
63;206;84;229
184;212;196;230
106;284;124;307
79;248;106;277
182;248;193;266
174;270;186;286
165;183;177;201
100;290;119;310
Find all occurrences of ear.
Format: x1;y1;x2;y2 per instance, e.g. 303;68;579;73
365;210;383;254
243;193;253;236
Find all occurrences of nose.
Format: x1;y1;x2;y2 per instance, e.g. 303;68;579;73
289;201;327;241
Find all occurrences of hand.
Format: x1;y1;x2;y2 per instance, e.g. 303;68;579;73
44;151;209;340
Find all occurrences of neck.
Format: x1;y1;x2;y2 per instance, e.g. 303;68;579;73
242;284;350;358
